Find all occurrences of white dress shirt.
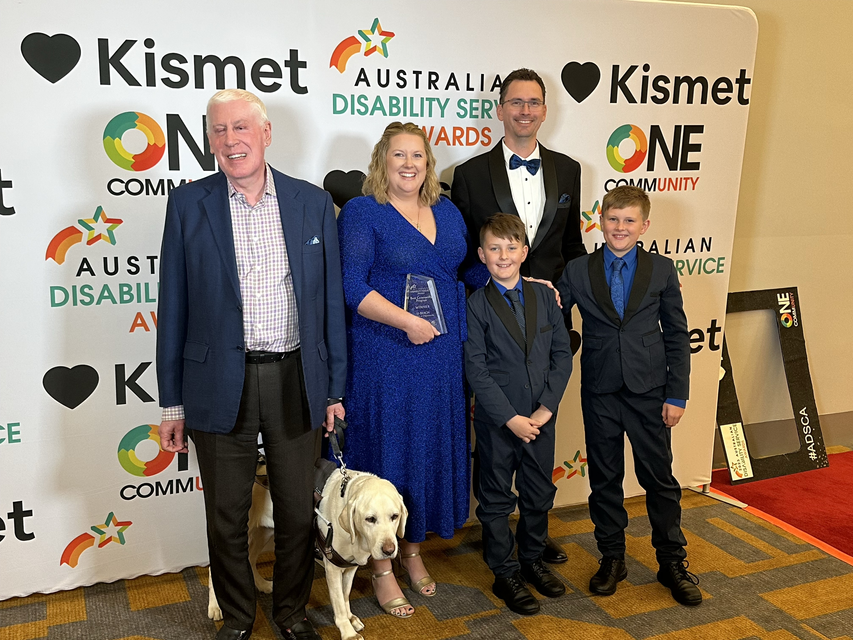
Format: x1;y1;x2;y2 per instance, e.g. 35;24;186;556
502;141;545;244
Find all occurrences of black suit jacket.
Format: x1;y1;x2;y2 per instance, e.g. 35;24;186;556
556;247;689;399
465;280;573;427
451;140;586;286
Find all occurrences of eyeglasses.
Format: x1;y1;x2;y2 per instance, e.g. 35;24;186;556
501;99;545;110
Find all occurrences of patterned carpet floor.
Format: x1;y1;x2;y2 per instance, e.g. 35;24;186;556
3;489;853;640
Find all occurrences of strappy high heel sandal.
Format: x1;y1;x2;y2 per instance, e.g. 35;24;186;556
397;551;437;597
371;569;414;618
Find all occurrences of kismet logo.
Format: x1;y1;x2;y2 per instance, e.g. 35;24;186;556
21;32;308;94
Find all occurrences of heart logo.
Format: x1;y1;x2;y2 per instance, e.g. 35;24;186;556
323;170;366;209
21;33;81;84
43;365;99;409
561;62;601;103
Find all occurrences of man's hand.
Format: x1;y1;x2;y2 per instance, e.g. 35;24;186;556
159;419;188;453
506;415;542;443
325;402;345;433
523;277;561;308
662;403;685;428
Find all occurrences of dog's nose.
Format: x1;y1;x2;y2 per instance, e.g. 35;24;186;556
381;541;396;558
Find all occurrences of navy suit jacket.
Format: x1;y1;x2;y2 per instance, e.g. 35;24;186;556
465;280;573;428
556;247;689;399
451;140;586;286
156;168;347;434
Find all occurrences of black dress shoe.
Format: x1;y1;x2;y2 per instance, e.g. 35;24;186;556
215;626;252;640
493;572;540;615
657;560;702;606
520;559;566;598
589;556;627;596
282;618;321;640
542;536;568;564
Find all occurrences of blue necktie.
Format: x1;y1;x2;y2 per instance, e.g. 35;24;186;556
509;154;541;175
504;289;526;337
610;258;625;320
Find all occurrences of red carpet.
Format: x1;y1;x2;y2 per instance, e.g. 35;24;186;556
711;451;853;559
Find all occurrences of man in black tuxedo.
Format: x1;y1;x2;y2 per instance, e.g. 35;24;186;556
452;68;585;564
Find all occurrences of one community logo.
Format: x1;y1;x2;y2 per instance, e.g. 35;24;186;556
330;18;395;73
118;424;177;477
607;125;648;173
46;206;123;265
561;62;600;103
60;512;132;568
21;32;81;83
777;292;798;328
552;450;588;483
103;112;166;172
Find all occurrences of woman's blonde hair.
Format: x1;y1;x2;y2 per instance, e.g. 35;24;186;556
362;122;441;206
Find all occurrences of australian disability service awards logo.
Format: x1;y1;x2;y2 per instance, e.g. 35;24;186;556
45;207;160;333
60;512;132;568
329;17;502;148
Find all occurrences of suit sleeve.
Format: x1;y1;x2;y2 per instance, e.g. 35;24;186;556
464;297;518;426
536;294;573;413
156;192;189;409
322;191;347;399
451;166;489;288
561;163;587;264
555;262;577;318
660;261;690;400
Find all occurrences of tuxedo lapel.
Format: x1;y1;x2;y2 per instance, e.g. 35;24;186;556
273;169;304;303
488;141;518;216
521;279;538;355
484;280;526;353
531;145;558;252
200;173;241;302
622;247;652;325
589;248;621;326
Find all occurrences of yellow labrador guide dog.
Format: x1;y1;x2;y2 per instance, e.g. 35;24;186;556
208;452;407;640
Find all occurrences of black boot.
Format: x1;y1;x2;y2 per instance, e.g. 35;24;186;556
589;556;627;596
657;560;702;606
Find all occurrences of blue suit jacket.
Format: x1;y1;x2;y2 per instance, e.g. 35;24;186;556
156;168;347;434
556;247;689;399
465;280;573;427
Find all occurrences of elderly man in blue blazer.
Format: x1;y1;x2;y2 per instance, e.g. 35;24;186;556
156;89;346;640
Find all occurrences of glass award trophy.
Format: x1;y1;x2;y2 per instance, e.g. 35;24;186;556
404;274;447;335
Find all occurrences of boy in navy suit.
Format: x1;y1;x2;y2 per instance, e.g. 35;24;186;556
556;186;701;606
464;214;573;615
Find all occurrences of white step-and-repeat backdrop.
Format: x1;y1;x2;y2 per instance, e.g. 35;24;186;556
0;0;757;598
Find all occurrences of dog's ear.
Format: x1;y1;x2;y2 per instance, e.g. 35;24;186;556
396;496;408;539
338;495;359;543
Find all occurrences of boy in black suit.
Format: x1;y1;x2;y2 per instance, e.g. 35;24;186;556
464;214;573;615
556;186;701;606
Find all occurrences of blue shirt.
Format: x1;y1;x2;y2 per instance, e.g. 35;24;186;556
602;245;685;409
492;278;524;307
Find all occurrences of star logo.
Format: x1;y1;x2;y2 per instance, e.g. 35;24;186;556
91;511;132;548
553;450;588;482
358;18;395;57
78;205;122;245
582;200;601;233
564;450;588;479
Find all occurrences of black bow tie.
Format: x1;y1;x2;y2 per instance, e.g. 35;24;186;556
509;154;541;175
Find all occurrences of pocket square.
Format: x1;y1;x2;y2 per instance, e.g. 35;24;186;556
305;235;320;245
558;193;571;204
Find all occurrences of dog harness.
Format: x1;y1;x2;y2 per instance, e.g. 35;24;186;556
313;456;360;569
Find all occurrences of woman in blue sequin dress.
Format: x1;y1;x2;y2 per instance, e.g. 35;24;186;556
337;122;469;618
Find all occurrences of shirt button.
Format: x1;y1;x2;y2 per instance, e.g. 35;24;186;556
524;384;530;389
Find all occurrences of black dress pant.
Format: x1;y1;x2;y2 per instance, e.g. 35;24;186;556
581;384;687;563
191;351;320;632
474;416;557;578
